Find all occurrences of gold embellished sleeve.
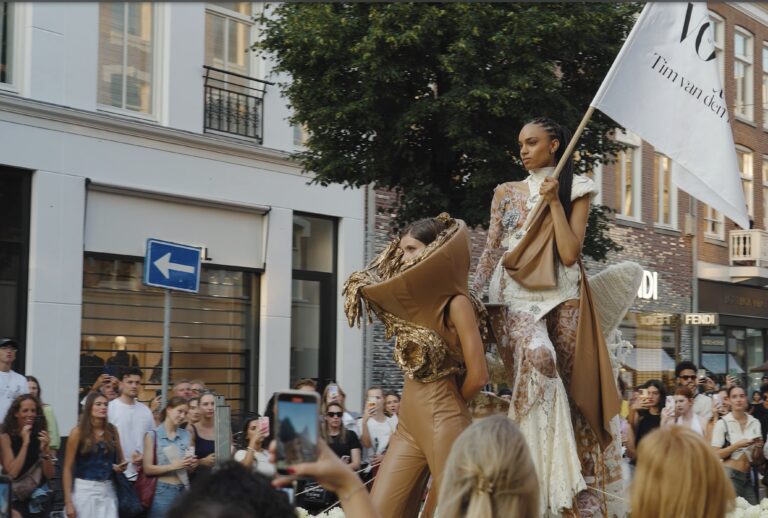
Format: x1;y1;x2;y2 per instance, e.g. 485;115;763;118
472;184;506;295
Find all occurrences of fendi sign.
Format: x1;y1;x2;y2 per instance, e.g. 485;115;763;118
683;313;718;326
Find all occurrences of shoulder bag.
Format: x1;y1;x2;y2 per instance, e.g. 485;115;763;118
12;459;43;501
133;431;157;510
112;444;143;518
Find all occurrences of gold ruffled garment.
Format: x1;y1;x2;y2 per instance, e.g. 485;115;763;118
343;214;487;382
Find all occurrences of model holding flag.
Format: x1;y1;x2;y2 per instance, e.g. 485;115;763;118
472;117;622;517
475;2;747;516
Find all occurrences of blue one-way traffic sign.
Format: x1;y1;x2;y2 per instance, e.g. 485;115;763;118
144;239;202;293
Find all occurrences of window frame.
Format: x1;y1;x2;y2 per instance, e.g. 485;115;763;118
289;213;338;388
734;26;754;122
204;2;262;80
97;2;163;121
736;145;754;219
709;11;725;90
0;2;24;94
763;42;768;129
653;153;678;229
704;205;725;240
763;156;768;230
589;161;603;206
614;130;642;222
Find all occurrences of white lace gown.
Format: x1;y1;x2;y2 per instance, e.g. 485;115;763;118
476;168;598;516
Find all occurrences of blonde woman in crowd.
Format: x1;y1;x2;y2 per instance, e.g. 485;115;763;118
438;416;538;518
631;426;733;518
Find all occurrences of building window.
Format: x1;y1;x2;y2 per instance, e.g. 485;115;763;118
587;161;603;206
734;27;754;121
290;214;337;387
0;2;13;86
653;153;677;228
615;144;641;220
763;158;768;230
710;11;725;88
293;124;309;147
763;44;768;128
80;256;259;415
205;3;253;77
0;168;30;370
97;3;156;115
737;146;753;220
704;205;725;240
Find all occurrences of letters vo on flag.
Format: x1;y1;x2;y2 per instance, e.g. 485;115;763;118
591;2;749;230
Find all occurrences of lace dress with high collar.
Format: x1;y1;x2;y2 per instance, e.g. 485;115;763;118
473;170;612;517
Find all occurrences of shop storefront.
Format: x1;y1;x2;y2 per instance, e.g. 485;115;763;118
699;280;768;395
79;184;267;415
618;311;680;390
0;167;30;368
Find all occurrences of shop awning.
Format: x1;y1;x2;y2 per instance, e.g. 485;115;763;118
701;354;745;375
621;348;676;373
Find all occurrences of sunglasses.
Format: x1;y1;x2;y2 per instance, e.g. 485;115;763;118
679;375;697;381
326;411;343;418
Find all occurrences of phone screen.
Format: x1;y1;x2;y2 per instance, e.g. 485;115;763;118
258;416;270;436
275;391;319;474
0;475;11;518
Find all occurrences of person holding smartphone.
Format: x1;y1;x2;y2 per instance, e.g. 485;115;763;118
344;215;488;518
63;392;125;518
0;395;55;517
712;385;763;504
624;380;665;464
234;416;274;477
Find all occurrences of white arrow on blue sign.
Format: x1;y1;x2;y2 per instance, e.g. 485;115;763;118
143;239;202;293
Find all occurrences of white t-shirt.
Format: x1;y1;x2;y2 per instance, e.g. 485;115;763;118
693;393;713;422
0;370;30;421
233;449;276;477
108;398;154;480
712;412;762;462
356;415;397;464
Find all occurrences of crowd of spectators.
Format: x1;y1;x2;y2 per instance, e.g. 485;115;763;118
1;331;765;518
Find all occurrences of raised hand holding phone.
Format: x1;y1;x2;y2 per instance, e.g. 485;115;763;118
274;390;320;475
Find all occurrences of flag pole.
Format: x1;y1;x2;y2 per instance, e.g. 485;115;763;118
522;105;596;231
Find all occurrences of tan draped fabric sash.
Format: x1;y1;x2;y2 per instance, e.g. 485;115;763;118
502;206;619;450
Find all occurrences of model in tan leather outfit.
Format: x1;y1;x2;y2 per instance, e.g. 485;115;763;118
344;215;487;518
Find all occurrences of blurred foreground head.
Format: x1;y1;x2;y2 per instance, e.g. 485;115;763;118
631;426;734;518
438;415;539;518
168;461;295;518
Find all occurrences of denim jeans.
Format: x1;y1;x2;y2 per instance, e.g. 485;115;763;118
148;481;186;518
726;467;758;505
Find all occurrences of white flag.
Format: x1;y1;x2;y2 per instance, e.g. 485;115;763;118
591;2;749;230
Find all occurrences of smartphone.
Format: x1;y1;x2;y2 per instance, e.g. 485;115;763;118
31;416;42;437
274;391;320;475
697;368;706;381
258;416;270;436
367;396;377;410
0;474;10;518
327;385;339;400
665;395;674;411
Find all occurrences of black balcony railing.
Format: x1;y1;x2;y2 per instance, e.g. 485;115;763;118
203;65;274;143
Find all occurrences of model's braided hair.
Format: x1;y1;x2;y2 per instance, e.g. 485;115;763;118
526;117;575;218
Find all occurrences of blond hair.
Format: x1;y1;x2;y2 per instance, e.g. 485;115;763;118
631;426;734;518
438;416;539;518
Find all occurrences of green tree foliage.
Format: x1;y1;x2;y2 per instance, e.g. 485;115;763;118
256;3;638;260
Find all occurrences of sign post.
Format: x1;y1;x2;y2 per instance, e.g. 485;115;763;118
143;239;202;406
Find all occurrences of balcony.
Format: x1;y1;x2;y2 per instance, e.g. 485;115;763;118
203;66;274;143
729;229;768;286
